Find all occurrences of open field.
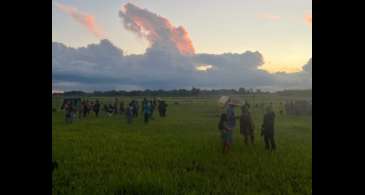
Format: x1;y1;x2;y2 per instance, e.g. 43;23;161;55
52;94;312;194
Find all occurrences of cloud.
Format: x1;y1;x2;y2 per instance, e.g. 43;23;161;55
52;3;312;91
302;58;312;74
53;39;311;91
257;13;281;21
305;13;312;27
54;2;106;39
118;3;195;55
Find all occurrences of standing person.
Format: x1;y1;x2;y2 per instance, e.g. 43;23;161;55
119;101;125;114
149;100;155;120
218;113;232;154
94;100;100;117
114;98;119;114
158;100;163;117
240;105;255;145
85;100;90;116
135;100;139;117
160;101;168;117
126;103;134;124
226;102;236;134
63;101;72;124
261;107;276;151
82;100;88;118
143;100;151;123
108;104;114;117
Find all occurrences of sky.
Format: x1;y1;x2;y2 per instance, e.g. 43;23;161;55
52;0;311;73
52;0;311;91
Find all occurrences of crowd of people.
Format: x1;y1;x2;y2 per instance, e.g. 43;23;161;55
218;102;277;154
61;97;168;124
284;100;312;115
61;97;311;154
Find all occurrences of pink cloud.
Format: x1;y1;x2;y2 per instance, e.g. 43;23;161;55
54;2;106;39
119;3;195;55
257;13;281;21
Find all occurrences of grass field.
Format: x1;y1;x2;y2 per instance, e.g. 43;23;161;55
52;95;312;195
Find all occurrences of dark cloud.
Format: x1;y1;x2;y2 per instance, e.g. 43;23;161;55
52;39;312;91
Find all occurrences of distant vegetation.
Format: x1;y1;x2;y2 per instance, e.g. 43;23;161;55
61;88;312;98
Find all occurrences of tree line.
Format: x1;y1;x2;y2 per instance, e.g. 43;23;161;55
60;88;311;97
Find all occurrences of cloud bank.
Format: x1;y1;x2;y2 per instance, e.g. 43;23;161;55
52;3;311;91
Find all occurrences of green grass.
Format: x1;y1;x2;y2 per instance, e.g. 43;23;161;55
52;95;312;195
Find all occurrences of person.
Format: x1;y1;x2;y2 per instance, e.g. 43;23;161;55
158;100;163;117
85;100;90;116
108;104;114;117
126;103;134;124
141;98;147;114
135;100;139;117
226;102;236;133
143;100;151;123
83;100;88;118
119;101;125;114
240;105;255;145
218;113;232;154
63;101;73;124
150;100;155;120
94;100;100;117
114;98;119;114
261;107;276;151
159;100;168;117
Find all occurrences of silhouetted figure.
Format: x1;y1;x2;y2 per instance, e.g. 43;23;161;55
119;101;125;114
62;101;73;123
107;104;114;117
240;105;255;145
94;100;100;117
261;107;276;151
82;100;88;118
114;98;119;114
143;100;151;123
158;100;168;117
127;103;134;124
141;98;147;112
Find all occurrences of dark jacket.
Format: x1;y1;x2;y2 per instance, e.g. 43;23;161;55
262;111;275;136
240;112;254;134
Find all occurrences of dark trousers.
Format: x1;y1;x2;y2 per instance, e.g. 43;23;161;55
95;110;99;117
264;135;276;151
243;133;254;145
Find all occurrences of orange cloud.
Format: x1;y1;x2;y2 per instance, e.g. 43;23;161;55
257;13;281;21
55;2;106;39
119;3;195;55
305;13;312;27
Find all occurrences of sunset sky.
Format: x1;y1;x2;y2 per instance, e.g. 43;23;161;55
52;0;311;73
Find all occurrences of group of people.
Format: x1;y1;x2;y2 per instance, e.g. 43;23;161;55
61;97;168;124
284;100;312;115
218;102;276;154
126;98;168;124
